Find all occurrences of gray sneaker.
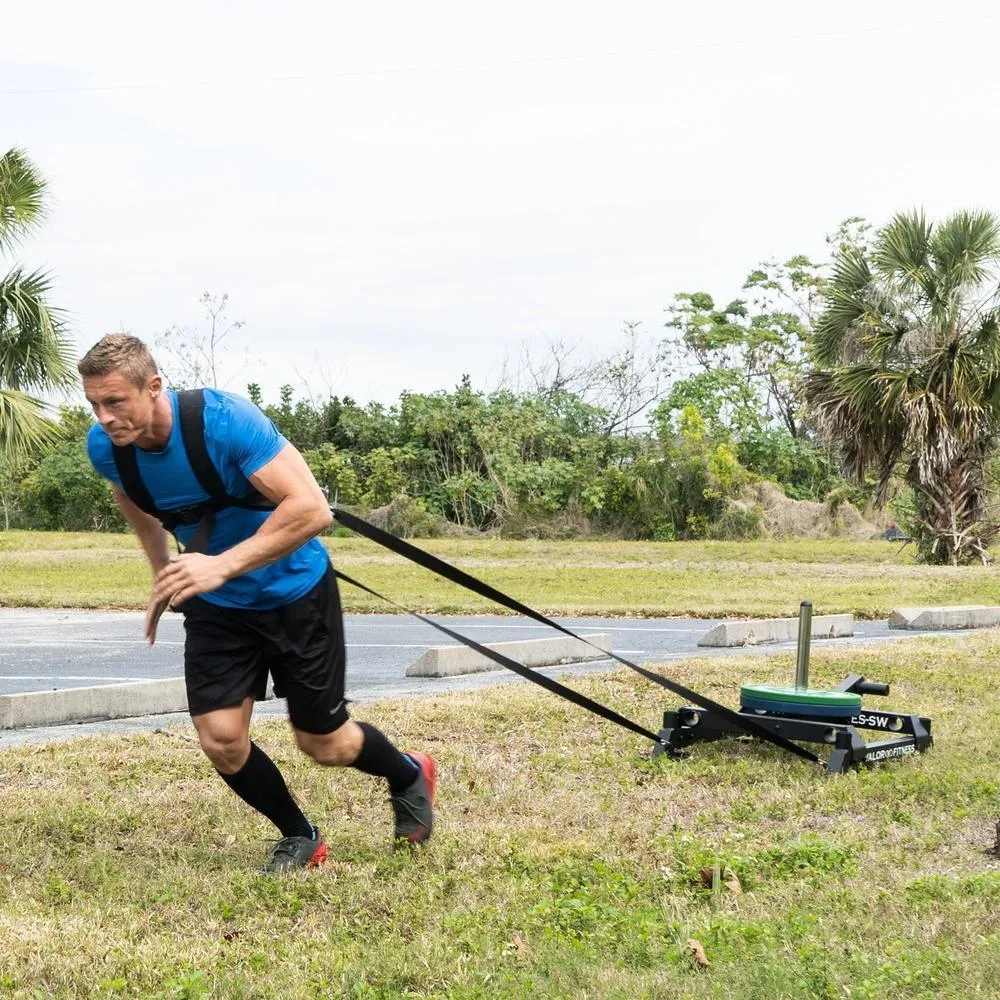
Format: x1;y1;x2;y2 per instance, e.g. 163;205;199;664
390;751;437;846
262;829;328;873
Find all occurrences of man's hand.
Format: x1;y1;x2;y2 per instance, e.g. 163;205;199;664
144;591;171;645
152;553;230;612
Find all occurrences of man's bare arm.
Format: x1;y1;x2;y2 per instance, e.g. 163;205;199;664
111;487;174;644
215;442;332;580
113;486;172;573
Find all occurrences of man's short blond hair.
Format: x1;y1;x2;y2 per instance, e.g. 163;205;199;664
77;334;159;388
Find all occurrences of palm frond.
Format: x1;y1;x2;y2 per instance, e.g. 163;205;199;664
966;307;1000;361
931;209;1000;293
872;210;936;300
0;267;75;391
812;249;872;365
0;148;47;255
0;389;62;460
804;365;907;490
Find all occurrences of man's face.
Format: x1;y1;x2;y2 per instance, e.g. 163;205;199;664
82;371;162;446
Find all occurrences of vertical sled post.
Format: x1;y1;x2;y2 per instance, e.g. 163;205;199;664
795;600;812;691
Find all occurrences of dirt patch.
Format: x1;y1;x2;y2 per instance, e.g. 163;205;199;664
737;482;885;540
361;497;482;539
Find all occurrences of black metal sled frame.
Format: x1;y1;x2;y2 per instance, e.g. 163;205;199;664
652;671;933;775
650;604;935;776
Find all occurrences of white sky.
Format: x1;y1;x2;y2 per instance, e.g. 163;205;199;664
4;1;1000;406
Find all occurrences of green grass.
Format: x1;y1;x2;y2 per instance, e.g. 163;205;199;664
1;532;997;618
0;632;998;997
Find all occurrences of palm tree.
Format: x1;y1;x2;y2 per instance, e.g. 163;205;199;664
0;147;75;460
805;209;1000;564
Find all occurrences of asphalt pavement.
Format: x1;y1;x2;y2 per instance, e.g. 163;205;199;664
0;607;918;697
0;606;957;748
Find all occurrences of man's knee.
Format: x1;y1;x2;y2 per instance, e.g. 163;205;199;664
196;723;251;773
192;700;253;773
295;720;361;766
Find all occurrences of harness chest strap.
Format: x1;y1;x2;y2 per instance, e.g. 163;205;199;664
111;388;274;553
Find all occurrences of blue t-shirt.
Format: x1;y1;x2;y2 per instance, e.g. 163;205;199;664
87;388;329;610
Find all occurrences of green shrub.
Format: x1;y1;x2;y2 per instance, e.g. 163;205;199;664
20;441;125;532
710;503;764;539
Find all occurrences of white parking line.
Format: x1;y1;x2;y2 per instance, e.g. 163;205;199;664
358;624;611;631
0;675;152;682
345;644;445;649
592;626;702;632
0;640;184;648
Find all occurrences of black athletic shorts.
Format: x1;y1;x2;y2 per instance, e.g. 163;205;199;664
181;563;348;734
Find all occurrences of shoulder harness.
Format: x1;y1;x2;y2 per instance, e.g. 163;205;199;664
111;388;275;553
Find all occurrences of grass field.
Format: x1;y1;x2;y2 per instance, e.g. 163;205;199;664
1;531;998;618
0;631;998;998
1;531;998;997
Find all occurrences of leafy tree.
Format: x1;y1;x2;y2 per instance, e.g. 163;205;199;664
805;209;1000;564
652;362;764;440
661;220;873;443
57;404;96;441
0;453;28;529
662;271;814;440
334;398;398;454
0;148;74;459
735;427;840;502
360;446;419;508
301;443;360;504
262;384;325;450
741;219;873;439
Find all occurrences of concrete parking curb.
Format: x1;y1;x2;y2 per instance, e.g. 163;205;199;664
0;678;276;730
888;606;1000;630
0;678;190;731
697;614;854;648
406;633;613;678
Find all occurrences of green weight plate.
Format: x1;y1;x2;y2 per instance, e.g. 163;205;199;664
739;684;862;708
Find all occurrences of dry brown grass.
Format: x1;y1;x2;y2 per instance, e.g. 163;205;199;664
2;532;997;620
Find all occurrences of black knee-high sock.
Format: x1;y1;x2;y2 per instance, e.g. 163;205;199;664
351;722;419;795
218;742;314;839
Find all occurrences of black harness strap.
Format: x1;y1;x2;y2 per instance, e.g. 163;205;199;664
177;389;229;499
176;388;226;553
112;389;276;554
111;439;158;517
332;507;820;765
173;388;276;553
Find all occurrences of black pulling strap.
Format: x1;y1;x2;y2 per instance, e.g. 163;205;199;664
332;507;820;765
335;569;666;745
113;384;817;765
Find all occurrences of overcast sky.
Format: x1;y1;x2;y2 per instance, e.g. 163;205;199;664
4;1;1000;406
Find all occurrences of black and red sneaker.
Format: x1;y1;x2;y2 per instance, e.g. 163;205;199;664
262;827;329;873
390;752;437;846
